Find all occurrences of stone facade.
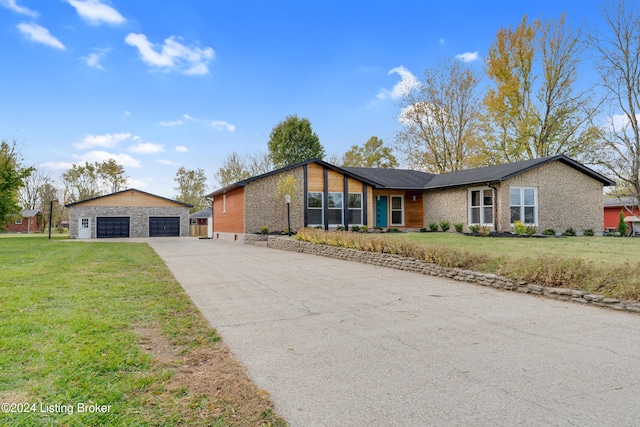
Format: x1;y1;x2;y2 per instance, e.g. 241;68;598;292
498;161;604;234
69;205;190;238
423;161;605;234
267;237;640;315
243;167;305;234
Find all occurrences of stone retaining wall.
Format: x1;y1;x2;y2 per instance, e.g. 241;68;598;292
267;236;640;315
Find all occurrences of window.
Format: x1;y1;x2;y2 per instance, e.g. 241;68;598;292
15;218;22;224
347;193;362;225
328;192;343;225
391;195;403;226
307;192;323;225
81;218;89;229
469;188;493;225
222;194;226;214
510;187;537;225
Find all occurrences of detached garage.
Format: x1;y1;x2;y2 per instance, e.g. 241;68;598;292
67;189;192;239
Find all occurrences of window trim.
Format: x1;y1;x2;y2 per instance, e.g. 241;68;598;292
510;186;538;225
327;192;344;226
222;194;226;214
390;195;404;226
307;191;324;226
468;187;494;226
15;218;22;225
347;192;363;226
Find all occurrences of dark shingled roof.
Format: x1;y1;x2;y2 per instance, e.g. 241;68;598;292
342;167;434;189
65;188;193;208
190;208;212;218
423;155;615;189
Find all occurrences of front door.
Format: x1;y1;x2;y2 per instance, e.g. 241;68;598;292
78;217;91;239
376;196;388;227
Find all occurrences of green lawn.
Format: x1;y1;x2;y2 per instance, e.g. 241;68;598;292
0;237;284;426
399;232;640;267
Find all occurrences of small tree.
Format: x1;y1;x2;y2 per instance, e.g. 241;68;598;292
618;210;628;236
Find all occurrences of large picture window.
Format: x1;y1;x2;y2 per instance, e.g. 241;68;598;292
328;192;343;225
469;188;493;225
347;193;362;225
390;195;403;226
510;187;537;225
307;192;323;225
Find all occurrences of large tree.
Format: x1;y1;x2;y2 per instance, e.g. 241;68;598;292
483;14;596;163
589;0;640;205
395;58;484;173
0;139;33;227
19;168;51;210
267;115;324;168
62;159;128;202
174;167;208;212
339;136;398;168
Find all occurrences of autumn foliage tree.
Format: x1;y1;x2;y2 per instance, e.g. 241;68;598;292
174;167;208;212
483;14;596;163
339;136;398;168
62;159;128;202
395;58;484;173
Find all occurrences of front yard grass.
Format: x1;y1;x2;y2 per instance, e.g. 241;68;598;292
0;237;285;427
296;228;640;301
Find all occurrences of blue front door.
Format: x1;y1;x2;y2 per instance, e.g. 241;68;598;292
376;196;388;227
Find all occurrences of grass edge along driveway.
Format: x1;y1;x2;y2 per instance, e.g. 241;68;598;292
0;237;286;427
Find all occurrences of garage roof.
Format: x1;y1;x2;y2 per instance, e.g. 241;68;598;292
65;188;193;208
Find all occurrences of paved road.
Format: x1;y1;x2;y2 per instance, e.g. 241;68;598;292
147;237;640;426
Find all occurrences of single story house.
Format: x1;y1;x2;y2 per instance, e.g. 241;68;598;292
603;196;640;233
206;155;614;240
66;188;192;239
3;209;43;233
190;207;212;237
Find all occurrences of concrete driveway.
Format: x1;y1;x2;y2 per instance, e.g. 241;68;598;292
147;237;640;426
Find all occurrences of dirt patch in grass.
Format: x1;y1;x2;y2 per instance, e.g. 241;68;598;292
134;325;284;426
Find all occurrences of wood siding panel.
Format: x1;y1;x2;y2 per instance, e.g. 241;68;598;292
78;190;185;207
347;178;363;193
404;192;424;227
307;163;325;192
213;187;244;233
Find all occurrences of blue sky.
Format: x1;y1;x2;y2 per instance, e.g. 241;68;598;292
1;0;608;198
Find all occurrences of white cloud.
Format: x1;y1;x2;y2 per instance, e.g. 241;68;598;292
82;47;111;70
376;66;421;100
0;0;38;16
183;114;195;121
124;33;215;75
17;22;65;50
210;120;236;132
67;0;125;26
74;132;132;149
160;119;183;126
129;142;164;154
73;150;141;167
157;159;179;165
455;51;479;62
175;145;188;153
39;161;74;170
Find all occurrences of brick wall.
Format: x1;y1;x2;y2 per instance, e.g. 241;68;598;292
213;187;245;233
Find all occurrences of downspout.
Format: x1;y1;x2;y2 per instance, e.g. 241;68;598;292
487;183;498;232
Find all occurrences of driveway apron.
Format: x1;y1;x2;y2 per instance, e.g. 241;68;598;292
147;237;640;427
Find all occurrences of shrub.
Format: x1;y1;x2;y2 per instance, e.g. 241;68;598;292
387;227;400;233
478;225;491;236
350;225;360;232
618;210;628;236
360;225;368;233
454;223;464;233
525;225;537;235
420;227;427;232
542;229;556;236
469;225;480;233
336;225;345;231
562;227;576;236
439;220;450;232
583;229;595;237
428;223;439;232
513;220;527;236
260;226;269;235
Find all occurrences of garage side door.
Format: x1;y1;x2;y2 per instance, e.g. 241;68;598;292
149;217;180;237
97;217;130;238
